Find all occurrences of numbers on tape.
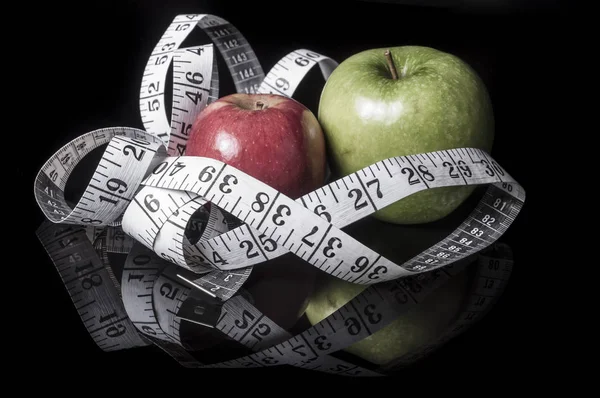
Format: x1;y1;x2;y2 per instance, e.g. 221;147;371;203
120;183;253;301
212;294;384;376
257;49;338;96
214;250;513;374
124;148;523;287
33;12;525;373
120;242;214;368
168;45;217;156
36;222;148;351
200;257;473;371
140;14;265;150
167;261;386;376
122;242;173;343
34;127;166;227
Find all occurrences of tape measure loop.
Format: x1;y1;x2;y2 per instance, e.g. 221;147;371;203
130;148;524;287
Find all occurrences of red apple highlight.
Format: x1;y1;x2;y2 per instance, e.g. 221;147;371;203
186;93;326;199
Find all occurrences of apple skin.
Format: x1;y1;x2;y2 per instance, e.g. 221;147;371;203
304;266;469;366
186;93;326;199
318;46;494;224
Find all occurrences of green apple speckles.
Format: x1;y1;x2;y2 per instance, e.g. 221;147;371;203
318;46;494;224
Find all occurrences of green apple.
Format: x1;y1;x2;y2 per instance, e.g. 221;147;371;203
304;267;470;366
318;45;494;224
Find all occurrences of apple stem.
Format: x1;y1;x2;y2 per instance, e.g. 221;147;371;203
384;50;399;80
255;101;266;110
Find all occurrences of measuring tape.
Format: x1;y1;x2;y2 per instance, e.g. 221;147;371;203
37;220;513;375
36;222;149;351
33;13;525;375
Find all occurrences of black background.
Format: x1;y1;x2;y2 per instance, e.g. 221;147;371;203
15;0;562;388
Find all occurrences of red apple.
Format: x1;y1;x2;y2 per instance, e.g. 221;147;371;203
186;93;327;199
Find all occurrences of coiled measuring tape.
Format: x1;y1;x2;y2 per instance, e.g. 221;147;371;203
34;14;524;375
